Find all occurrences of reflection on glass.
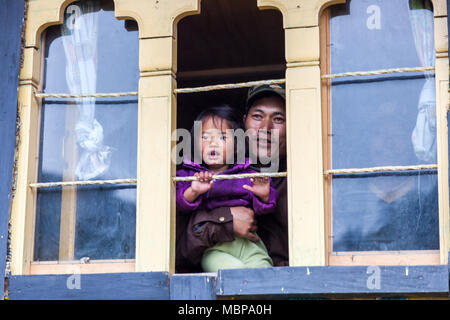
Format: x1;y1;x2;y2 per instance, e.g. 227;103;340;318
34;0;139;261
34;185;136;261
329;0;438;252
332;172;439;252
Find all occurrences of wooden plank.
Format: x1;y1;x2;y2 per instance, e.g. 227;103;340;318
30;261;135;275
329;252;441;266
136;92;175;273
177;64;285;80
287;85;326;266
435;11;450;263
0;0;25;296
8;272;170;300
170;274;217;300
319;7;332;266
216;266;449;297
58;105;79;261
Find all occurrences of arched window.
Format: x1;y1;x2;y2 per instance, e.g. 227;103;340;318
32;0;139;272
321;0;440;265
175;0;286;272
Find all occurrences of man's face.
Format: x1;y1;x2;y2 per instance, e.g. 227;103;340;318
244;95;286;160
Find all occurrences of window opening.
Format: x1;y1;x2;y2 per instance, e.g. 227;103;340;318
175;0;287;272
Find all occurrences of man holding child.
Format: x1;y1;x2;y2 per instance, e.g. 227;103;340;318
176;83;288;272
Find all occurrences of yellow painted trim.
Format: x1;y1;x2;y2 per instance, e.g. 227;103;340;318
431;0;449;265
257;0;346;28
10;85;41;275
434;13;449;264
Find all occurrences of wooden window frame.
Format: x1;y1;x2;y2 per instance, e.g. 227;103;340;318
9;0;448;276
320;1;449;266
9;0;201;276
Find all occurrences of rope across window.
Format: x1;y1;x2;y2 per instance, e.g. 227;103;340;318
30;65;437;188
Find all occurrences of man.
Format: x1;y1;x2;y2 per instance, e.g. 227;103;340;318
176;83;288;272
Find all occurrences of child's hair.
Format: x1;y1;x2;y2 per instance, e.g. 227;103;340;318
189;104;243;163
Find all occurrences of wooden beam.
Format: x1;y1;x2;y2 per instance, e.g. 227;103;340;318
8;272;169;300
30;260;135;275
170;274;216;300
319;6;331;266
58;104;79;261
216;265;449;297
177;64;285;80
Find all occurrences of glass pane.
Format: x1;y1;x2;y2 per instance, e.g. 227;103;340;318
34;0;139;261
331;77;434;169
330;0;434;72
34;185;136;261
332;172;439;252
330;0;436;169
329;0;439;252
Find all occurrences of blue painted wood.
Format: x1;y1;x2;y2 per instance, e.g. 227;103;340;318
8;272;170;300
0;0;25;300
216;266;449;297
170;274;216;300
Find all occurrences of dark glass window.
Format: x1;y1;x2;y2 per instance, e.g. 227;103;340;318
34;0;139;261
328;0;439;252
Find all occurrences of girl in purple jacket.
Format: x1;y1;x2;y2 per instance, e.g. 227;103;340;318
176;105;276;272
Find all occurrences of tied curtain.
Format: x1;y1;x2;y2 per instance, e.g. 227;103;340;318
409;0;436;163
61;0;111;180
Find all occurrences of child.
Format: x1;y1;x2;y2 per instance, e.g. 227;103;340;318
176;105;276;272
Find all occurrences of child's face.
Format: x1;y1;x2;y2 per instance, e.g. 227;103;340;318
200;116;234;168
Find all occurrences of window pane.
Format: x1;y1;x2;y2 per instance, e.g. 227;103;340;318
329;0;439;252
34;185;136;261
34;0;139;261
330;0;434;72
332;172;439;251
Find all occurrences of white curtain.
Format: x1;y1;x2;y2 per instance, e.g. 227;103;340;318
409;0;436;163
61;0;111;180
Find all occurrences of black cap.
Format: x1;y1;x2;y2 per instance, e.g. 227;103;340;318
246;83;286;114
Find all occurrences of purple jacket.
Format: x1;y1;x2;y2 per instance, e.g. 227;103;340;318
176;158;277;215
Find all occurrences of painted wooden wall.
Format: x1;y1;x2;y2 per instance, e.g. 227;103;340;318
0;0;449;300
0;0;24;300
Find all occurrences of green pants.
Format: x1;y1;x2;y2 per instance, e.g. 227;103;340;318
201;236;273;272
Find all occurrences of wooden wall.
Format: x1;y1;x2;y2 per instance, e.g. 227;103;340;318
0;0;449;300
0;0;25;300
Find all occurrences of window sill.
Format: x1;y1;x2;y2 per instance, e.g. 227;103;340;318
216;265;450;298
29;260;135;275
5;264;450;299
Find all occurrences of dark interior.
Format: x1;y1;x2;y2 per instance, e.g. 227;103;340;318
176;0;285;131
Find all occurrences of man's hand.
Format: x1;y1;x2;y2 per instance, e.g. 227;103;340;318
230;206;260;242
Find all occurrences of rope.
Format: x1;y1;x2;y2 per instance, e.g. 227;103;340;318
324;164;438;175
29;172;288;188
29;178;137;189
322;66;435;80
174;79;286;94
172;171;287;182
34;66;434;99
34;65;434;99
28;164;437;187
35;92;138;99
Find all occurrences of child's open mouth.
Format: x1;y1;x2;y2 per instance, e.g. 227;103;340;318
208;149;220;159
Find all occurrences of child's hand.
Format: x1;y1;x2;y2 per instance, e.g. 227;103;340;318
191;171;214;195
243;177;270;203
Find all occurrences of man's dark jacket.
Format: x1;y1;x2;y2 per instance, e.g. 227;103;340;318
175;168;288;272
